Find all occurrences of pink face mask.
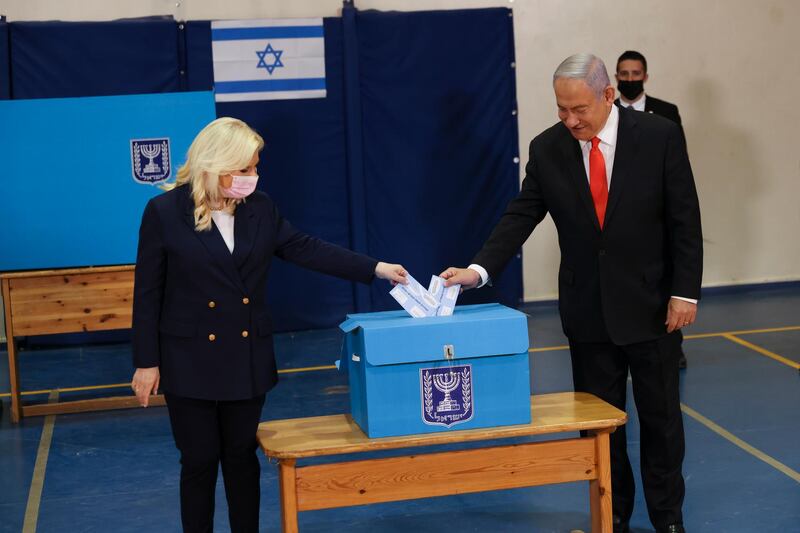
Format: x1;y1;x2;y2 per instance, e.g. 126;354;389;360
220;175;259;199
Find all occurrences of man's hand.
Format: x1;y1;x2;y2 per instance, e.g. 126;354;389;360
375;262;408;285
439;267;481;290
665;298;697;333
131;367;160;407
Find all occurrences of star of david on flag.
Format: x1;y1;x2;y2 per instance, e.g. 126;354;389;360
255;44;284;74
211;18;326;102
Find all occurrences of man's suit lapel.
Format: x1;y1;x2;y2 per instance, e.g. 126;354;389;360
179;186;248;294
559;130;602;233
605;107;638;227
645;96;663;116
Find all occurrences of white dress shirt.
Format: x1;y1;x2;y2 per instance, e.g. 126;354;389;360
211;210;235;253
471;104;696;304
619;92;646;111
578;104;619;186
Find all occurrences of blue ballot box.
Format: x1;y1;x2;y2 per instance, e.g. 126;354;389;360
339;303;531;438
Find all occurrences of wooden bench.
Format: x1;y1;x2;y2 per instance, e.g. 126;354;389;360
1;265;164;423
257;391;627;533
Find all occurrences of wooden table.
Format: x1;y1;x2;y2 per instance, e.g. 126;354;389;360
1;265;164;422
257;391;627;533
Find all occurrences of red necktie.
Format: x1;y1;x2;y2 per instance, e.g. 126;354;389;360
589;137;608;229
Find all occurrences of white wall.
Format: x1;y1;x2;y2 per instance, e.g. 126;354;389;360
3;0;799;303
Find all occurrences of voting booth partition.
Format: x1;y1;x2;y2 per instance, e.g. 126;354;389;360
0;91;217;271
339;304;531;438
0;7;522;333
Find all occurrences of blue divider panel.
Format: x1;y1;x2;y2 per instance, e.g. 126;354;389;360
0;91;216;270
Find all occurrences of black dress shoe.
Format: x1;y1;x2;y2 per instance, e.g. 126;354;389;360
659;524;685;533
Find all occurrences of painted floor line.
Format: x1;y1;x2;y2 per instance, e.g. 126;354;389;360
681;402;800;483
278;364;336;374
10;382;133;398
530;345;569;353
684;324;800;339
22;390;59;533
0;365;341;398
2;324;797;399
722;333;800;370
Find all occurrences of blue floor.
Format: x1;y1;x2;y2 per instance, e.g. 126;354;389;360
1;285;799;532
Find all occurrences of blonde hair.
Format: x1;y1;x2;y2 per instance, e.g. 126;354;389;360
166;117;264;231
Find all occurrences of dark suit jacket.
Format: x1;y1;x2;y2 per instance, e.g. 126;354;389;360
132;184;377;400
474;107;702;345
615;95;685;143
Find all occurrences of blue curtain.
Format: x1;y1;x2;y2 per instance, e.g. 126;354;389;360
9;16;180;99
0;16;9;99
3;8;522;332
351;7;522;310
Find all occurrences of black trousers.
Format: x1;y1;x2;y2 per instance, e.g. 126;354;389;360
165;393;266;533
570;332;684;529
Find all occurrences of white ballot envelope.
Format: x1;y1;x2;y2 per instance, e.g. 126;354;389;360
429;275;460;316
389;273;440;317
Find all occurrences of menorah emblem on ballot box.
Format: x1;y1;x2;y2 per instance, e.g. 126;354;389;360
421;364;473;427
434;370;461;411
130;138;171;184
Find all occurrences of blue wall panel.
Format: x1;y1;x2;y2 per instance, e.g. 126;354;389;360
10;16;180;99
0;17;9;99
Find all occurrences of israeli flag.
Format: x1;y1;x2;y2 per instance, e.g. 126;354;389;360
211;18;326;102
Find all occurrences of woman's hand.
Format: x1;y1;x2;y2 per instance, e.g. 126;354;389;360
131;367;160;407
375;262;408;286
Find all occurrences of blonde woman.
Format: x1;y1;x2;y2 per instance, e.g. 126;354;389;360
130;117;407;532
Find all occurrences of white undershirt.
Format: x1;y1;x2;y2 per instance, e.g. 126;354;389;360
211;210;235;253
619;92;646;112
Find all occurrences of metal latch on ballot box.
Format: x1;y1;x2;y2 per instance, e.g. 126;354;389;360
443;344;455;360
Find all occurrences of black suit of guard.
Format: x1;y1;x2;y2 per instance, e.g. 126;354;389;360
615;95;685;145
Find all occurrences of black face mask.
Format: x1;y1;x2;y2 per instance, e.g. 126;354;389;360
617;79;644;100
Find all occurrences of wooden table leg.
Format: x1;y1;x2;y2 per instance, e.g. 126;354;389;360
2;280;22;423
589;429;613;533
278;458;299;533
6;339;22;424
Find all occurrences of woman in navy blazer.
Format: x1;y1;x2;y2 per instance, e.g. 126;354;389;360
131;117;407;533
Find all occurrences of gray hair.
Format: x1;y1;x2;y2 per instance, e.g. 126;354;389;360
553;53;611;99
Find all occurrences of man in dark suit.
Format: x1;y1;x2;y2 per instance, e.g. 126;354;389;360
615;50;689;368
441;53;702;533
